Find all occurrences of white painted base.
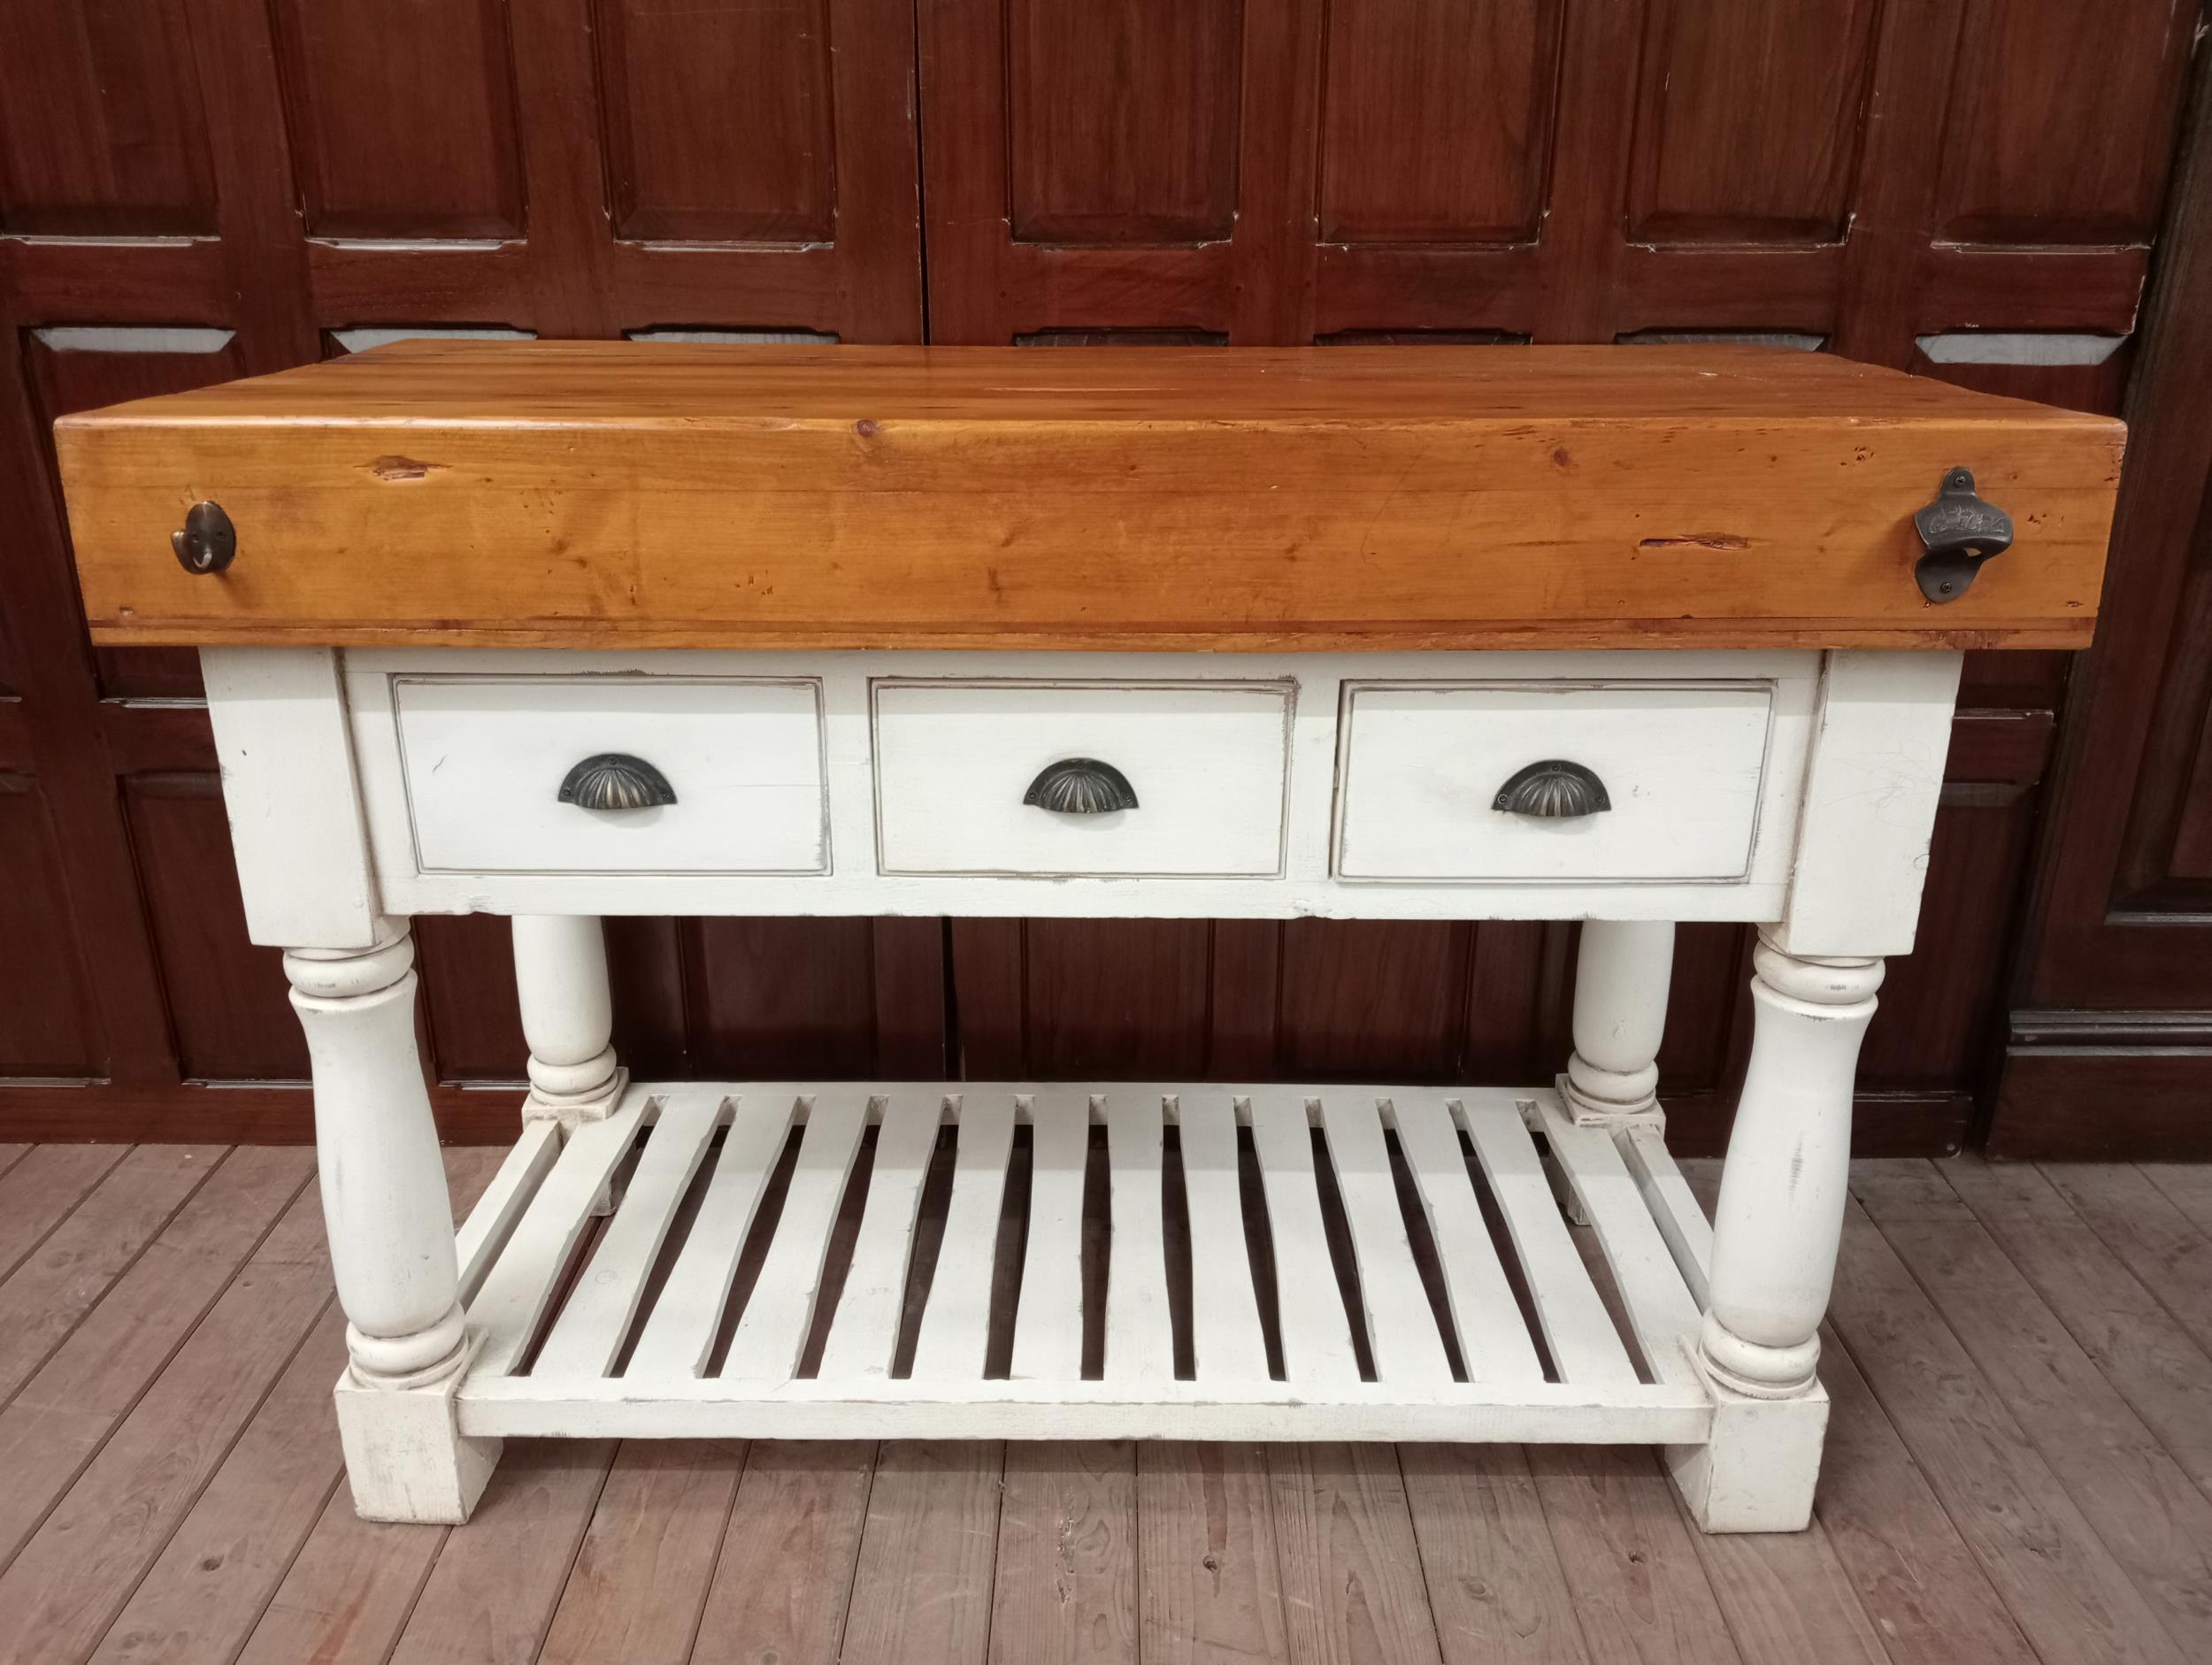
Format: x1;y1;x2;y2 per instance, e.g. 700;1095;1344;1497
1668;1367;1831;1532
373;1077;1829;1531
334;1365;503;1524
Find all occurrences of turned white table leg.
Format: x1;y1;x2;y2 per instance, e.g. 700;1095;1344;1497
1672;931;1881;1531
1563;920;1674;1124
513;914;625;1126
288;920;499;1523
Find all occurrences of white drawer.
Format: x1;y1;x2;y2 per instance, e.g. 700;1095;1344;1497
1334;681;1775;882
394;676;827;874
872;679;1294;878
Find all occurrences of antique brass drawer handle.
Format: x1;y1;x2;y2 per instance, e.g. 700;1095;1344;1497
558;754;678;810
1024;758;1139;814
1494;760;1610;818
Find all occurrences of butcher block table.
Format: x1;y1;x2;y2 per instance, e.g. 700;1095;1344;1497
56;342;2122;1532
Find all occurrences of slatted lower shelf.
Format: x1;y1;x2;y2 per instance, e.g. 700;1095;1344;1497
449;1081;1722;1445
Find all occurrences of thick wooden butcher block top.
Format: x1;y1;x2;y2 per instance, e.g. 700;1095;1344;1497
56;341;2123;652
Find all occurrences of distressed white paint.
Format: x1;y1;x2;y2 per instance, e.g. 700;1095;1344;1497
1336;681;1777;880
1102;1092;1174;1380
625;1091;798;1377
1390;1093;1544;1382
511;914;623;1115
226;640;1958;1532
872;679;1293;877
721;1092;869;1381
1317;1093;1453;1384
1775;649;1961;956
818;1092;945;1379
910;1094;1015;1380
340;648;1825;922
1701;939;1881;1400
1563;920;1675;1120
1249;1090;1363;1385
204;648;380;947
1177;1092;1271;1382
393;674;827;875
1010;1090;1091;1380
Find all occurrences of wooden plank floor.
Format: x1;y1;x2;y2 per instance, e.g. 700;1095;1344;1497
4;1145;2212;1665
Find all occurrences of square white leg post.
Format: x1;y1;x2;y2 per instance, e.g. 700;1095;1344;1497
1562;920;1675;1126
513;914;626;1128
1671;931;1881;1531
287;919;501;1523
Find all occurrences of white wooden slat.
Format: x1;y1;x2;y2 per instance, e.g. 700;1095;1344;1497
456;1119;562;1304
1248;1092;1361;1385
1537;1098;1703;1386
910;1093;1017;1380
816;1091;947;1379
1010;1089;1090;1380
464;1371;1713;1445
1458;1093;1638;1386
1103;1090;1174;1383
1175;1093;1269;1381
1386;1093;1544;1382
470;1093;650;1378
625;1091;802;1377
1315;1093;1453;1385
721;1092;872;1382
1618;1122;1714;1308
533;1089;726;1378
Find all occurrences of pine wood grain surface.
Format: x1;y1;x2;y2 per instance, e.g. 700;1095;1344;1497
4;1148;2209;1664
57;342;2123;652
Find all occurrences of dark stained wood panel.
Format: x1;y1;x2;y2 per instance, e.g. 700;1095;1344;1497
687;917;882;1078
1275;919;1470;1082
414;915;528;1082
0;0;217;235
1626;0;1881;244
1933;0;2196;245
595;0;835;242
1859;794;2040;1093
1019;921;1212;1079
270;0;526;240
0;0;2200;1156
1318;0;1563;243
120;776;308;1083
1005;0;1243;243
0;779;100;1077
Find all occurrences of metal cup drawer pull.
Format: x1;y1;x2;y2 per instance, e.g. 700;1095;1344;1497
1024;757;1139;814
1494;759;1610;818
558;753;678;810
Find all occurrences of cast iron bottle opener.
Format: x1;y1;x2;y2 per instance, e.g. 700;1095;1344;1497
1913;468;2013;603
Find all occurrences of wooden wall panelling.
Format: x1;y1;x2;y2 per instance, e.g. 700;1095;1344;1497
1994;36;2212;1156
0;0;218;236
911;0;2197;1163
0;321;181;1094
1;0;2201;1154
918;0;1323;341
0;0;926;1141
0;776;102;1078
271;0;527;240
119;775;309;1081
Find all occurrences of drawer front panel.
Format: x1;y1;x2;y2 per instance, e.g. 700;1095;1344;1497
396;676;826;874
1335;682;1775;882
873;679;1293;878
